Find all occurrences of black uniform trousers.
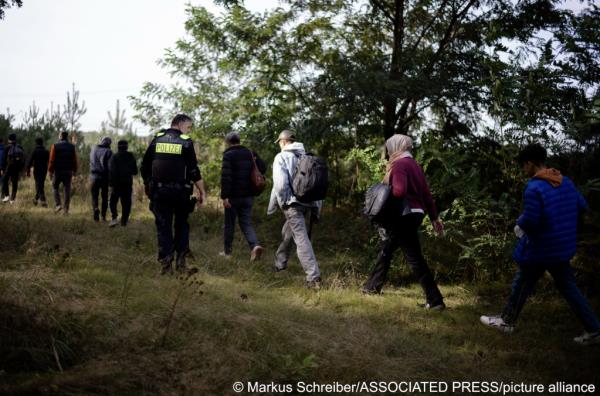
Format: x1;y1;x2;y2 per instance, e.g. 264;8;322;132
152;185;191;261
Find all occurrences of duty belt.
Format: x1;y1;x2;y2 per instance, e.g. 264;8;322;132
155;181;190;189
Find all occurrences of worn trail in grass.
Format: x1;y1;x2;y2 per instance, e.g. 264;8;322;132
1;180;599;395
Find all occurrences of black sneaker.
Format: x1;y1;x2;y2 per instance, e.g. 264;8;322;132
93;209;100;222
160;256;174;275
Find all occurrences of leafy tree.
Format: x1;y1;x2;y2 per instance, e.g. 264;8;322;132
0;0;22;19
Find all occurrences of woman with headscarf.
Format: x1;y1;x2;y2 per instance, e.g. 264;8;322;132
362;134;446;310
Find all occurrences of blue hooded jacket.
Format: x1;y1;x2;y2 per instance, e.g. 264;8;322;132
513;169;588;265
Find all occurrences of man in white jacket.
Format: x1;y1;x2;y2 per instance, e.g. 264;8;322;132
268;130;322;288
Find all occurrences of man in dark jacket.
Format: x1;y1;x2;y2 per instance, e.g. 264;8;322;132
220;132;267;261
49;132;78;214
481;143;600;345
1;133;25;204
108;140;138;227
90;136;113;221
27;137;50;207
0;138;4;193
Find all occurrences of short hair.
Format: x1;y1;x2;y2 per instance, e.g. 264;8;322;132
8;133;17;142
35;137;44;145
0;138;3;143
60;131;69;140
517;143;547;166
225;132;240;145
171;114;192;127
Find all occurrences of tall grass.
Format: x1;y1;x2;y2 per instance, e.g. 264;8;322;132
0;178;599;395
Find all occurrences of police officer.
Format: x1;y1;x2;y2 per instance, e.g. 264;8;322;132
141;114;206;275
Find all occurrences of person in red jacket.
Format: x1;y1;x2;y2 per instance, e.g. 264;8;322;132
362;134;445;310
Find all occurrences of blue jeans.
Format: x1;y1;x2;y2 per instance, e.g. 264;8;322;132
224;196;259;254
502;261;600;332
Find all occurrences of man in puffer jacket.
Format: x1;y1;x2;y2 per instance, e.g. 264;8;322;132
267;130;322;289
89;136;113;221
220;132;267;261
480;143;600;345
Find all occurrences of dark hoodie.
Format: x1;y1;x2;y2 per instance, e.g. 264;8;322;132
27;144;50;176
109;147;138;186
90;137;113;180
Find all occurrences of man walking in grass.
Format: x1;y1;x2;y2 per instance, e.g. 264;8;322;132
90;136;113;222
219;132;267;261
141;114;206;275
1;133;25;204
480;143;600;345
267;130;323;289
108;140;137;227
49;131;78;214
27;136;50;207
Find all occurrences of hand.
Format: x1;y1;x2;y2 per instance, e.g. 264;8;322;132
222;198;231;209
196;191;205;207
514;225;525;239
144;183;151;199
432;219;444;235
311;207;320;223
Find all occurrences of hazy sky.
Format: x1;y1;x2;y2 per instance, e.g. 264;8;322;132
0;0;278;134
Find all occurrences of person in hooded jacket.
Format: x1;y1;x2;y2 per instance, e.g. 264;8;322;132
480;143;600;345
108;140;138;227
90;136;113;221
267;130;323;289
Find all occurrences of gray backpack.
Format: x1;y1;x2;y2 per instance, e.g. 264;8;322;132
291;153;329;203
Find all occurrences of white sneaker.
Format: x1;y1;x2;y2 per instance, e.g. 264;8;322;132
108;219;119;228
250;245;264;262
218;252;232;259
480;315;515;333
574;331;600;345
9;200;15;205
2;196;9;203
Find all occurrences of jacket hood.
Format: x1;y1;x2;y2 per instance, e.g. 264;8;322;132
99;136;112;147
282;142;305;155
533;168;563;188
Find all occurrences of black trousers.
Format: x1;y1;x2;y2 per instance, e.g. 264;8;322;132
110;183;133;225
34;172;47;202
152;187;190;261
364;213;444;305
1;167;20;200
91;178;109;219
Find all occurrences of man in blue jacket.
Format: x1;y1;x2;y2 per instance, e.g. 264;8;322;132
480;144;600;345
